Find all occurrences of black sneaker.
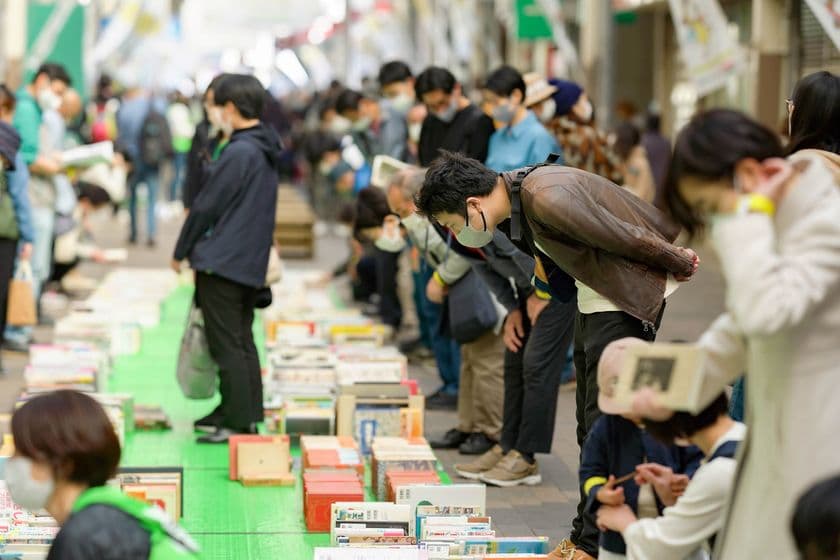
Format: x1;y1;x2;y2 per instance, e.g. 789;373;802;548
194;412;223;433
430;428;469;449
196;424;258;444
3;339;30;353
425;391;458;410
459;432;495;455
398;337;424;354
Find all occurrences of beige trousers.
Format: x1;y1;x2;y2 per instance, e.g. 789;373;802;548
457;328;505;439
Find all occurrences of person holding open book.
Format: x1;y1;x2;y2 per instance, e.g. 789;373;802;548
631;109;840;559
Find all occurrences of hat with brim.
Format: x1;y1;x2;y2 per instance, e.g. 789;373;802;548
523;73;558;108
597;337;650;415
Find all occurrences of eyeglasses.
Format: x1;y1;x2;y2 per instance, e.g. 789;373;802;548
786;98;795;114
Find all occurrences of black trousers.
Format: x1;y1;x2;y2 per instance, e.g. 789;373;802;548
501;297;576;455
373;246;402;329
570;307;663;556
195;271;263;430
0;238;17;348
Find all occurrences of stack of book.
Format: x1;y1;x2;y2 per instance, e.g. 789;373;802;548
24;342;110;393
329;502;414;546
301;436;365;477
370;438;439;501
0;482;59;557
112;467;184;521
303;471;364;532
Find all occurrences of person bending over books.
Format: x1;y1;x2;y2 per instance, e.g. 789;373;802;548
578;341;701;560
4;390;198;559
792;474;840;560
595;375;745;559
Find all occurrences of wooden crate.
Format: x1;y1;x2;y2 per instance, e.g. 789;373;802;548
275;186;315;258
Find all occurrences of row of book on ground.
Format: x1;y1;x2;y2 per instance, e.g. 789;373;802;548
0;270;182;558
258;272;551;559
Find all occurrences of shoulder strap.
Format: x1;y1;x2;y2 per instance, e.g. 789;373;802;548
708;439;740;462
509;153;563;241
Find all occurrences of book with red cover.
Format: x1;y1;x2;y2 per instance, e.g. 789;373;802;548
304;482;364;532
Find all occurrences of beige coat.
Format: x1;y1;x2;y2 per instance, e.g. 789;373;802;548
697;154;840;559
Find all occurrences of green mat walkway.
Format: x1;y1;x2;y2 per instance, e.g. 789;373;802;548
109;286;449;559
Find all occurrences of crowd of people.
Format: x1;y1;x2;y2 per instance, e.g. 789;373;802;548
2;55;840;560
290;63;840;560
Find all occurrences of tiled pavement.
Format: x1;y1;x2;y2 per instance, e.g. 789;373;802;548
0;203;728;545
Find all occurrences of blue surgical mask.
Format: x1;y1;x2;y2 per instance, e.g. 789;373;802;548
455;207;494;248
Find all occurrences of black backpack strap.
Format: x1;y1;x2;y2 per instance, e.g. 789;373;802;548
508;153;563;241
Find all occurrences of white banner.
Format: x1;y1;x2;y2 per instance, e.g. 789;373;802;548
667;0;746;97
803;0;840;53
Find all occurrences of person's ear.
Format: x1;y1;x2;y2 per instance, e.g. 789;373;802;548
733;158;763;193
511;89;523;106
453;83;462;98
465;196;483;211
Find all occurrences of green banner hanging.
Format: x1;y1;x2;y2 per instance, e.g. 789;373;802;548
516;0;553;40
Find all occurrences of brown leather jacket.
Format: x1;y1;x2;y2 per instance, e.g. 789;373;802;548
502;166;694;324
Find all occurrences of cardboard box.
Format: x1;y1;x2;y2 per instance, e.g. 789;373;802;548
237;441;295;487
228;435;290;481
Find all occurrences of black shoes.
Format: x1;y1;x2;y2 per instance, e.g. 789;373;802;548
426;390;458;410
196;424;258;444
194;412;223;433
459;432;495;455
430;428;469;449
3;339;30;353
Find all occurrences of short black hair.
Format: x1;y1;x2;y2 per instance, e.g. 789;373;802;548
792;474;840;559
613;122;641;161
664;109;783;239
335;89;365;116
354;186;391;230
205;73;231;99
213;73;265;119
646;113;661;133
33;62;72;86
787;71;840;155
416;150;498;218
378;61;413;87
484;65;526;99
77;182;112;207
415;67;457;98
644;393;730;445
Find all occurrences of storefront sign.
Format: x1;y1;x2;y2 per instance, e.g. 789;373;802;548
667;0;746;96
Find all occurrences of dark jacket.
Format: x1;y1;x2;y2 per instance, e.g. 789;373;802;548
466;230;535;312
580;415;702;555
47;504;150;560
419;104;496;167
182;119;212;209
504;166;694;324
174;124;281;287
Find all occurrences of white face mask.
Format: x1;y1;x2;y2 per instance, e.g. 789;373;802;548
401;212;423;229
37;88;62;112
434;96;459;123
387;93;414;114
352;116;372;132
408;122;423;143
575;99;593;123
538;98;557;124
374;229;407;253
328;115;352;135
455;206;494;248
3;456;54;512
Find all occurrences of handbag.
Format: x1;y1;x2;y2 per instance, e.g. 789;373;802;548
176;302;218;399
0;171;19;240
440;268;498;344
7;261;36;326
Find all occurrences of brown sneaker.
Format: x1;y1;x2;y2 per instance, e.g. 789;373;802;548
479;450;542;487
454;444;505;480
547;538;576;560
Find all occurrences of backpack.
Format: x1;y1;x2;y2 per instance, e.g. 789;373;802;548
139;102;173;168
72;486;201;559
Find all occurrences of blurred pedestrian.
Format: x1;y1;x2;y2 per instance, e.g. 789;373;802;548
482;66;561;172
335;89;408;162
166;88;196;204
612;122;655;204
786;70;840;180
659;109;840;559
378;61;415;116
641;111;671;208
415;66;495;166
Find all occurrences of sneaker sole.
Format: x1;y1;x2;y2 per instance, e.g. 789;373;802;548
480;473;543;487
453;468;485;480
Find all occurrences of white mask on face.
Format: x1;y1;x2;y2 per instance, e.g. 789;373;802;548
408;122;423;143
538;98;557;124
434;96;459;123
387;93;415;114
401;212;423;229
455;206;494;248
375;232;408;253
575;99;593;123
37;88;62;112
352;116;372;132
208;106;223;127
329;115;352;135
3;456;54;512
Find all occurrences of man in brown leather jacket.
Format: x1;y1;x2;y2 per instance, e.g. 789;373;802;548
416;150;698;560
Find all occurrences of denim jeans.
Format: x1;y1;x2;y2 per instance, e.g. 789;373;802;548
170;152;187;202
129;162;159;242
414;265;460;394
